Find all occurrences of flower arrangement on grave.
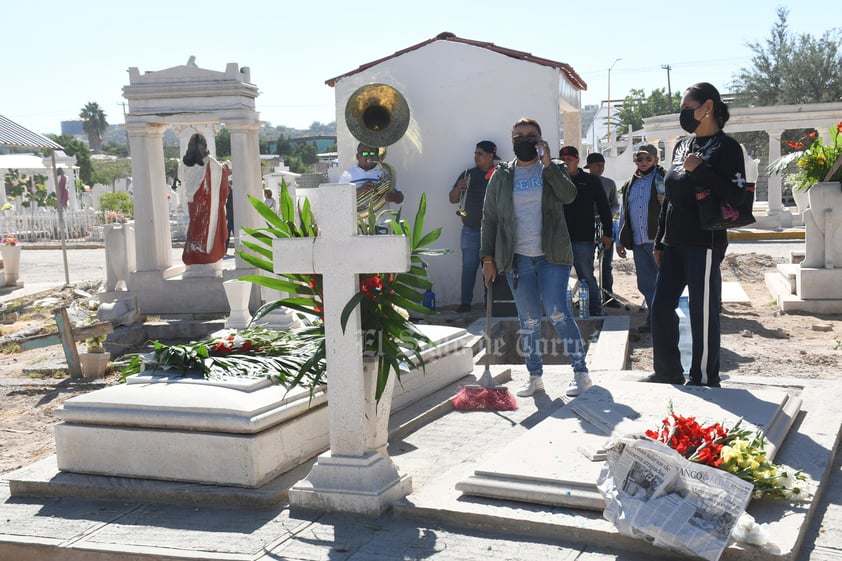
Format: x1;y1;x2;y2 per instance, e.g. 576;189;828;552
645;405;810;501
1;235;19;247
119;325;324;387
768;121;842;192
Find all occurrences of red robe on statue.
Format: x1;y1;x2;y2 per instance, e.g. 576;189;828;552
181;157;231;265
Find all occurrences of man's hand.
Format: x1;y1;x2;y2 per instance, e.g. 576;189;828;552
600;236;612;251
385;189;404;204
449;177;467;203
356;181;375;196
616;244;627;259
653;248;663;266
482;260;497;286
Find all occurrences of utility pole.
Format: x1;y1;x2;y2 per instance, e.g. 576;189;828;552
607;58;622;154
661;64;673;111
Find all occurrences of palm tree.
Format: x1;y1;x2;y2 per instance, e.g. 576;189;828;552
79;102;108;153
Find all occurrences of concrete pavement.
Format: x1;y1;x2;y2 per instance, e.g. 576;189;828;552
2;237;841;561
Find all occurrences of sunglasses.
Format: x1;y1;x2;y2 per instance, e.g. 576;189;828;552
635;155;654;163
512;133;540;142
360;151;378;158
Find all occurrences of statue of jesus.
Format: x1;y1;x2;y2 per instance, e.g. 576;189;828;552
178;133;231;265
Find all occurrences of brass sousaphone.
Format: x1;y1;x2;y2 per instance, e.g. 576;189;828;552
345;83;410;216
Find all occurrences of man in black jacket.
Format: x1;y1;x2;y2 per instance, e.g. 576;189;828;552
559;146;613;316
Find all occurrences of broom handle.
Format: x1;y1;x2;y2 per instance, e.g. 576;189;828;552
485;281;493;369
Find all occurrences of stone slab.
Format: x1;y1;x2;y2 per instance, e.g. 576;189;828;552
50;324;474;488
456;381;800;510
766;268;842;313
398;375;842;561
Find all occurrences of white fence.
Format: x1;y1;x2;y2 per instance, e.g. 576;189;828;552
1;210;188;244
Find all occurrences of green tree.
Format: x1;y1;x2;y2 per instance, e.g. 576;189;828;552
731;7;842;106
615;88;681;136
99;191;134;219
296;143;319;166
215;127;231;158
275;134;292;156
101;141;129;158
91;159;132;192
79;102;109;153
46;134;93;185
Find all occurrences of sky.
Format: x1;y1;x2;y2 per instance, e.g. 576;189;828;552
2;1;840;137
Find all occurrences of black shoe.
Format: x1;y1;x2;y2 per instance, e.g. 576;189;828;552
686;379;721;388
639;373;685;384
456;304;471;313
604;299;622;309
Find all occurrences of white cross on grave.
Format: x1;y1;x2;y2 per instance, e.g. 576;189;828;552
272;183;412;516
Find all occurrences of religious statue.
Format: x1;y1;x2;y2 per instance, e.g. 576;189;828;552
178;133;231;265
57;168;69;209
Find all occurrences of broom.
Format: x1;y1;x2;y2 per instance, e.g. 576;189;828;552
451;283;518;411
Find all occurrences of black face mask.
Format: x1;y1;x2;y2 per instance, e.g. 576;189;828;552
513;139;538;161
679;108;701;134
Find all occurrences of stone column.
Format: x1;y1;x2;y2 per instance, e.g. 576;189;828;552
126;123;172;272
663;136;681;165
767;129;784;216
228;120;262;264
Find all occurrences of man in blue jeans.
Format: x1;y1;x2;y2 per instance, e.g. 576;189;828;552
559;146;613;316
616;144;665;331
448;140;500;313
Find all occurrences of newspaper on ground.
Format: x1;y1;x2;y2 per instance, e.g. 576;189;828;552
597;435;754;561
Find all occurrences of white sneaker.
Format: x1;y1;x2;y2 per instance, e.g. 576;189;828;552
565;372;593;397
517;375;544;397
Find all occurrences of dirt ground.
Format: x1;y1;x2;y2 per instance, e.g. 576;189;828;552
0;253;840;477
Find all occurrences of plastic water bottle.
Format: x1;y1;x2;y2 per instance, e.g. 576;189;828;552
423;288;436;311
566;288;574;316
578;284;590;318
677;295;692;375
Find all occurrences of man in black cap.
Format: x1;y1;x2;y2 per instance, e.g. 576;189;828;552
559;146;613;316
616;143;665;331
449;140;501;313
585;152;621;308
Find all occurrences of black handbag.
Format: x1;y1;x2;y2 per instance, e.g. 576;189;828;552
695;183;756;230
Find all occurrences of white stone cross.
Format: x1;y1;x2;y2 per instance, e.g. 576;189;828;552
272;183;410;456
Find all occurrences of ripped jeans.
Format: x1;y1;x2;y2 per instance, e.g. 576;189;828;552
505;254;588;376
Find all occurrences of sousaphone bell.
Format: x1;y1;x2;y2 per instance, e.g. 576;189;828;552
344;83;410;216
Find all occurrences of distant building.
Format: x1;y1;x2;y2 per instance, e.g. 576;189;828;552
61;120;84;136
290;135;337;152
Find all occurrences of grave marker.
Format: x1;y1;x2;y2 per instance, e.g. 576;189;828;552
272;183;412;515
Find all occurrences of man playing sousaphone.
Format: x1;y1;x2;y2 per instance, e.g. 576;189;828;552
448;140;500;313
340;143;404;210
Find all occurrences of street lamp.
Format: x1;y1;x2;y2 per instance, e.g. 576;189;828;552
607;58;622;154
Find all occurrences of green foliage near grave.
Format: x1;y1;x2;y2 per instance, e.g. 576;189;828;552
99;192;134;218
3;170;56;209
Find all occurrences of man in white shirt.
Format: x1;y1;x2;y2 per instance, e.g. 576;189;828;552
339;143;404;207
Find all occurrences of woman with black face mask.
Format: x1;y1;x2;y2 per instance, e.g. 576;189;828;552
480;118;592;400
643;82;747;388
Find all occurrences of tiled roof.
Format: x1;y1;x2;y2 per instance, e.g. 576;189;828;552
0;114;63;149
325;31;586;91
